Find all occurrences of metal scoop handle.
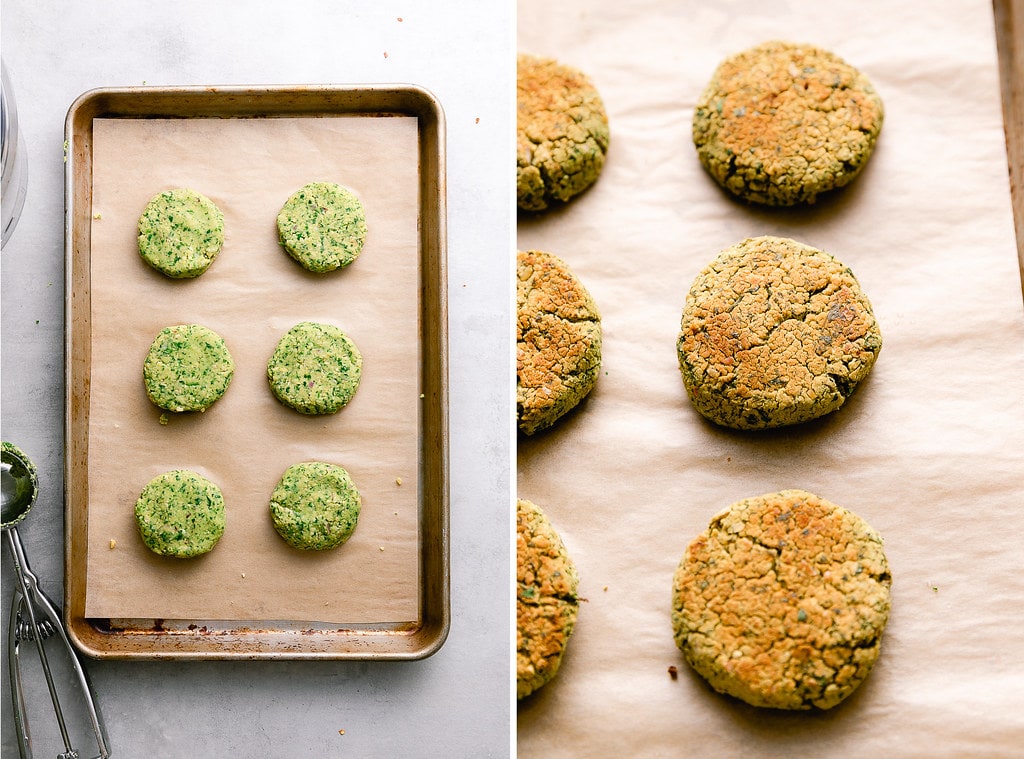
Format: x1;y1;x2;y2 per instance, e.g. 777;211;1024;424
5;527;110;759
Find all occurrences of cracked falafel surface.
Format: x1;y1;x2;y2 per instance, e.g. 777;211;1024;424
671;489;891;710
517;249;602;435
518;499;580;699
517;54;610;211
676;236;881;430
693;41;884;206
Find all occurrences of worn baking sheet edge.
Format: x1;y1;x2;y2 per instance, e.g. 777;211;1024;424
62;84;449;660
993;0;1024;298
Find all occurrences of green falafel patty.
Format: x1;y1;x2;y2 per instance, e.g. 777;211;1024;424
143;324;235;413
277;182;367;273
270;461;361;551
137;188;225;278
267;322;363;415
135;469;226;558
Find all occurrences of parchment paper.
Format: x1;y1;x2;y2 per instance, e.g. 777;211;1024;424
85;115;423;624
517;1;1024;755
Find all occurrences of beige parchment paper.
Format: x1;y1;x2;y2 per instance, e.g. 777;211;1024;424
85;115;422;624
517;0;1024;755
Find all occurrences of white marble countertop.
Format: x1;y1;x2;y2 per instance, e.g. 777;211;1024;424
1;1;512;756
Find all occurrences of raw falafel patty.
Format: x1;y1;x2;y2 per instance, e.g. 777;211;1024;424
143;324;235;413
277;182;367;273
517;54;610;212
517;249;602;435
517;498;580;699
135;469;226;558
270;461;361;551
671;489;891;710
267;322;363;415
692;41;884;206
676;236;881;430
137;188;225;278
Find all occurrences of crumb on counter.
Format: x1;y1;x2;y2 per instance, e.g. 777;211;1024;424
109;539;117;550
395;477;402;486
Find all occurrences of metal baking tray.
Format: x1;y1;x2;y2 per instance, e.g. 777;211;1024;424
63;84;448;659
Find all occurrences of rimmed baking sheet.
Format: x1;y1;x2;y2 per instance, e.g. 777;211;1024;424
64;84;448;659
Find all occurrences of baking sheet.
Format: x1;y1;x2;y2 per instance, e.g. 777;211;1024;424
517;0;1024;755
65;86;448;659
